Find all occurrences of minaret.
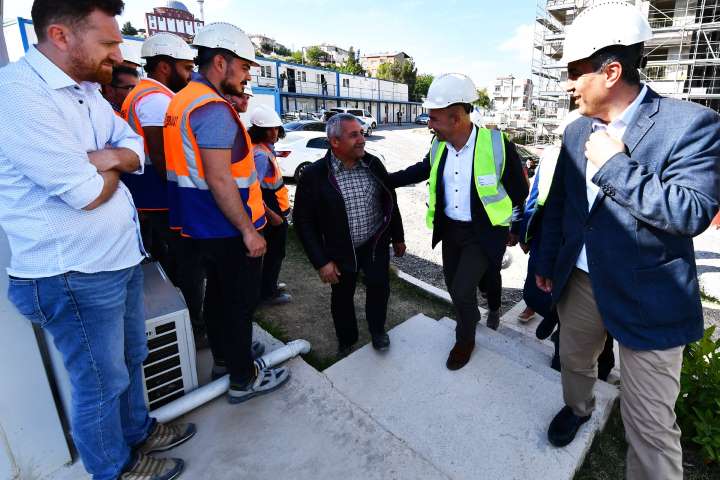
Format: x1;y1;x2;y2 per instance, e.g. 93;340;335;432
197;0;205;21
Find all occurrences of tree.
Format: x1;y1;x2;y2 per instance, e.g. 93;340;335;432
377;59;418;100
291;50;304;64
121;21;138;36
260;41;274;54
336;47;365;76
473;88;491;109
413;74;434;101
305;46;327;66
275;44;292;57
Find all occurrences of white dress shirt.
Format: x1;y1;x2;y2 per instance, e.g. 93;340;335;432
0;46;146;278
443;126;477;221
576;84;648;272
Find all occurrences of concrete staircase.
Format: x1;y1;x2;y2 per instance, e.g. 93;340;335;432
48;310;618;480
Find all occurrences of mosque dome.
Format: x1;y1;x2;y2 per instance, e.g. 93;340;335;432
165;1;190;12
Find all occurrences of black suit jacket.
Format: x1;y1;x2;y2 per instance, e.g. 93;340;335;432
389;126;528;267
294;150;404;273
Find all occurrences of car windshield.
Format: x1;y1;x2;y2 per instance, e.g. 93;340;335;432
283;122;304;131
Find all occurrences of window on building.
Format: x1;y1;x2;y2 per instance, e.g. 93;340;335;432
342;78;350;87
300;71;307;82
260;66;273;78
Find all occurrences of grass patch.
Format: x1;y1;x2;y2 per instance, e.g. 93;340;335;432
253;226;454;370
575;404;720;479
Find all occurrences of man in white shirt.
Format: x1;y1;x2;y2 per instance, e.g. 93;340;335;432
0;2;194;479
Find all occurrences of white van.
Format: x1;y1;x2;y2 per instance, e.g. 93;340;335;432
329;108;378;129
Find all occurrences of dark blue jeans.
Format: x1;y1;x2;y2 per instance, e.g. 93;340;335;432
7;264;154;480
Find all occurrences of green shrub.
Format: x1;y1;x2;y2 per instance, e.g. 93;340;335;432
677;325;720;462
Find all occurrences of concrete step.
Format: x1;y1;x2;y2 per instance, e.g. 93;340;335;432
47;326;444;480
325;313;619;480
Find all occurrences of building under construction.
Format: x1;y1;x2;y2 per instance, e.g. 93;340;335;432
532;0;720;136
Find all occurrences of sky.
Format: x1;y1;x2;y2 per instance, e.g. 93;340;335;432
4;0;537;91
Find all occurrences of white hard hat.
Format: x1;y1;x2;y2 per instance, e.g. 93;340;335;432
554;109;583;135
423;73;478;109
561;1;653;65
243;85;254;97
119;42;142;67
192;22;259;66
249;105;282;128
141;32;195;61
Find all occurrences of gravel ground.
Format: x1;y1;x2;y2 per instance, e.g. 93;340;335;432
285;124;720;326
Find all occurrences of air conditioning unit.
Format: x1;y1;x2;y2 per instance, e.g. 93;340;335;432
43;262;198;428
142;262;198;412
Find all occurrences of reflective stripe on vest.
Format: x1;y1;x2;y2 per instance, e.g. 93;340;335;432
426;127;512;228
536;145;559;207
164;80;266;237
120;79;173;163
255;143;291;215
120;79;174;211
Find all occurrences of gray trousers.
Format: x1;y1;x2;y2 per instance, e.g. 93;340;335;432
557;268;684;480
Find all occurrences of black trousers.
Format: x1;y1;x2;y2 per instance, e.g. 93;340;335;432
261;221;288;299
139;210;179;283
442;220;490;344
185;236;261;384
479;266;502;312
331;241;390;347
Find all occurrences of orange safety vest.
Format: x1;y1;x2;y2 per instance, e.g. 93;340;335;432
254;143;290;217
164;80;266;238
120;79;174;211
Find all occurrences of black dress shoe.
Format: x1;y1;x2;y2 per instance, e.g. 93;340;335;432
446;341;475;370
548;406;591;447
371;333;390;351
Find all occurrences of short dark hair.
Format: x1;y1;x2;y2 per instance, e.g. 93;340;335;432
111;65;138;86
248;125;285;144
32;0;125;41
195;46;235;72
144;55;175;75
588;42;644;86
448;103;473;114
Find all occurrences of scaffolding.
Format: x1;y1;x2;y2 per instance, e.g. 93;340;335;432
531;0;720;140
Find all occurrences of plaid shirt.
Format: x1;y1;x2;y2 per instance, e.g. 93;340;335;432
331;154;384;247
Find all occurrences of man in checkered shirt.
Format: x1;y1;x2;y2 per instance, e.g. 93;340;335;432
294;114;406;357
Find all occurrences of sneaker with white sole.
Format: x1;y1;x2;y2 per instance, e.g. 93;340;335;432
120;454;183;480
137;422;196;455
228;366;290;404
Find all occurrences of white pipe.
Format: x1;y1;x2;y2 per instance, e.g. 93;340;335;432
151;340;312;423
255;339;311;369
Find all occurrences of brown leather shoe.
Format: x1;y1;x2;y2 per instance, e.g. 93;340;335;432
446;341;475;370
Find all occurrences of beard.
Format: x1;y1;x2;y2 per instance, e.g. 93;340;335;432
167;67;188;93
69;44;113;84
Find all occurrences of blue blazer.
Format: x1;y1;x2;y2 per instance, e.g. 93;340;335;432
537;88;720;350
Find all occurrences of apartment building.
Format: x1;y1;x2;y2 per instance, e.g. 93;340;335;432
492;76;534;112
532;0;720;134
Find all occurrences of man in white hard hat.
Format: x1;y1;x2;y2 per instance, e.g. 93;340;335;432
227;84;253;114
120;32;195;283
164;22;289;404
389;73;528;370
248;105;293;305
534;2;720;478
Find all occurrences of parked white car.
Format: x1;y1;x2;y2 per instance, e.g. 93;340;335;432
329;107;378;130
275;131;383;182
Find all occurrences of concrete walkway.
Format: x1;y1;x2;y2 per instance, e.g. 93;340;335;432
47;311;617;480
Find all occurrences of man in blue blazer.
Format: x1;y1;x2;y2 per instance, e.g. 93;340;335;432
535;4;720;479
